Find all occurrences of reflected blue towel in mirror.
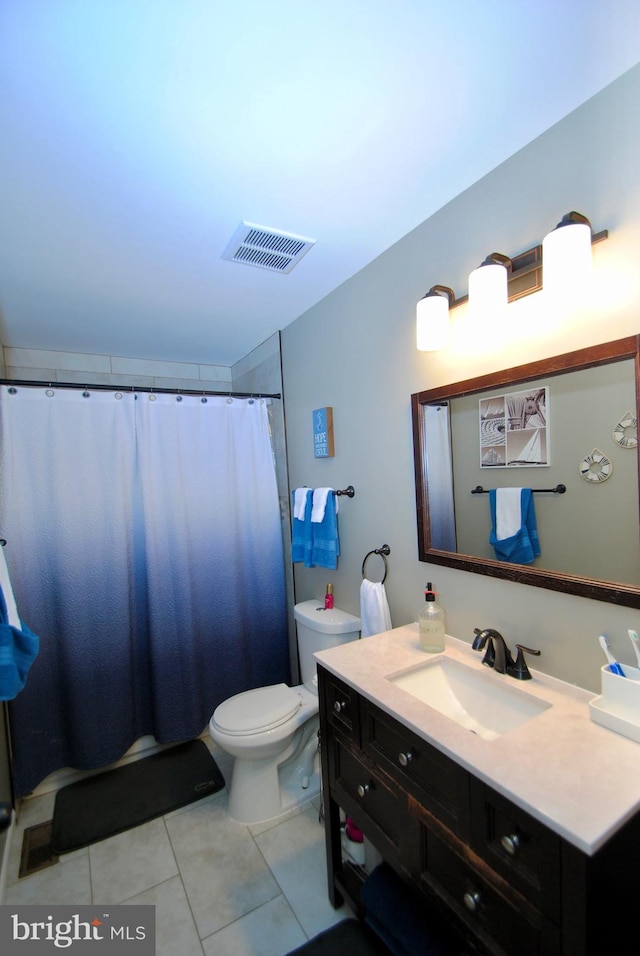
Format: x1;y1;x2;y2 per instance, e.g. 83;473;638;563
0;585;39;700
489;488;540;564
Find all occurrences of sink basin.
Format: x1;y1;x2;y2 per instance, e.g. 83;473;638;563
387;656;551;740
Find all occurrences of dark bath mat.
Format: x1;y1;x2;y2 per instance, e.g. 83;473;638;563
51;739;224;854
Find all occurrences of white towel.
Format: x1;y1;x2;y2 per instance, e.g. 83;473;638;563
495;488;523;540
311;487;337;523
360;579;392;638
293;487;311;521
0;544;20;627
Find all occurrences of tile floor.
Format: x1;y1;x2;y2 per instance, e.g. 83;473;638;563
2;741;354;955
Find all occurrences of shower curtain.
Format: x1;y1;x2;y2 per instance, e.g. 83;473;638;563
0;386;289;795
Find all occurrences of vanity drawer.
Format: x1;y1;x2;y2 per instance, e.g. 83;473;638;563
423;828;560;956
329;737;405;861
469;779;561;923
321;670;358;741
361;698;469;835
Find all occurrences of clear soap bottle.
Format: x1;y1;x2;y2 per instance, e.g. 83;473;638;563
419;582;445;653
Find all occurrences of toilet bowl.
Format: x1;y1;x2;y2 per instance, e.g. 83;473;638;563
209;600;360;824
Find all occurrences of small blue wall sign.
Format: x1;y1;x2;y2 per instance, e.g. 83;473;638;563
313;407;335;458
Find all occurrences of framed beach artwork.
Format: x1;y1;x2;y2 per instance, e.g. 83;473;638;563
479;386;549;468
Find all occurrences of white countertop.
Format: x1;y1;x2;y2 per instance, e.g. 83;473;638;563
315;625;640;855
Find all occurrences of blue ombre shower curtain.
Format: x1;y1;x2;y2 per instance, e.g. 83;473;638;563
0;386;289;795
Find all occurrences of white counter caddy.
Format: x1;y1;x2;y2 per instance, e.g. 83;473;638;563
590;662;640;742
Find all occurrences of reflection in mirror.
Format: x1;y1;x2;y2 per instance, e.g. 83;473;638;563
424;404;456;551
412;336;640;608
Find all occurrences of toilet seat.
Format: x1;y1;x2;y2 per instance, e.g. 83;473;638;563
212;683;302;736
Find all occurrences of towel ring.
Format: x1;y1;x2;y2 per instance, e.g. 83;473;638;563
362;544;391;584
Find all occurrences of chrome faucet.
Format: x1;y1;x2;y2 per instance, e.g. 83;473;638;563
472;628;541;679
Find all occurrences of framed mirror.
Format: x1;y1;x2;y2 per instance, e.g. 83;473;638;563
411;336;640;608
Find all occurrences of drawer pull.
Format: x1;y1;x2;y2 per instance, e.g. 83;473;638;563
398;751;413;767
500;833;521;856
463;890;481;913
357;783;370;798
333;700;347;714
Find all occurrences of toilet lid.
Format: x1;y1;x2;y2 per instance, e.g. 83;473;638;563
213;683;302;735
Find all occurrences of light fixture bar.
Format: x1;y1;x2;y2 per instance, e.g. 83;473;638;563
449;229;607;309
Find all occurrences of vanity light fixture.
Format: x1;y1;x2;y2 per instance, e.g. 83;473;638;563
542;211;593;297
416;285;455;351
468;252;511;316
416;210;607;351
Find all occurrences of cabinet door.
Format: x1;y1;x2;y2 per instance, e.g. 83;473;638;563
322;671;359;741
328;735;409;868
361;698;469;836
469;778;561;923
423;827;561;956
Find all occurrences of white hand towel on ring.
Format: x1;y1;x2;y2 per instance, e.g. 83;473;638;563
360;579;392;638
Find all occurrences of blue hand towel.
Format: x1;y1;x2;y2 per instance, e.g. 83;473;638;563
291;489;313;566
0;584;39;700
489;488;540;564
310;492;340;570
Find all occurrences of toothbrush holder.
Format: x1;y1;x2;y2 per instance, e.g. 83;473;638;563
600;663;640;720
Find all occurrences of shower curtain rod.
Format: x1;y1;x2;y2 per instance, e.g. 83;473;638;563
0;378;281;400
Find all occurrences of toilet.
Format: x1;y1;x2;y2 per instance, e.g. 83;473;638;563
209;599;360;824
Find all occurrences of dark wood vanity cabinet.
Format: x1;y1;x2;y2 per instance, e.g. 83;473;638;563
318;665;640;956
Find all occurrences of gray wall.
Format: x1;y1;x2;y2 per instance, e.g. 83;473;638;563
281;63;640;694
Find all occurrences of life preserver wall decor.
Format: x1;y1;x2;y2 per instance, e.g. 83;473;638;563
612;410;637;449
579;448;613;483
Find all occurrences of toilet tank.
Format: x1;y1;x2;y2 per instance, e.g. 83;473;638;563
294;599;361;691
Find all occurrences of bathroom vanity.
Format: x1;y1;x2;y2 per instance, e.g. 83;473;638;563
316;627;640;956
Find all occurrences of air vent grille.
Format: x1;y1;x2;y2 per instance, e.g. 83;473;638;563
222;221;316;274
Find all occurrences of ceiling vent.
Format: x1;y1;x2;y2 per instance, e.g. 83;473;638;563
222;221;316;274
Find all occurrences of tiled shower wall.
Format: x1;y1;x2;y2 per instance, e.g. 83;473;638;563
2;346;233;391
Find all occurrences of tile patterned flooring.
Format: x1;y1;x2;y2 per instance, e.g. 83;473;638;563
3;741;354;955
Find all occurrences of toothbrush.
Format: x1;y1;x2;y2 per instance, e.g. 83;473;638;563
599;635;626;677
628;630;640;668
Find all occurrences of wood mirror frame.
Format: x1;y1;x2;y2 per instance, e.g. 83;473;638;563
411;335;640;608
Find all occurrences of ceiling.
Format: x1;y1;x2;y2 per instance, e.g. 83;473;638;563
1;1;639;368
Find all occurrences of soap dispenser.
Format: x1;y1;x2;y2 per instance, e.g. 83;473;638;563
419;582;445;653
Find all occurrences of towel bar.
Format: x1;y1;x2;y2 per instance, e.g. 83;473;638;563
471;484;566;495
